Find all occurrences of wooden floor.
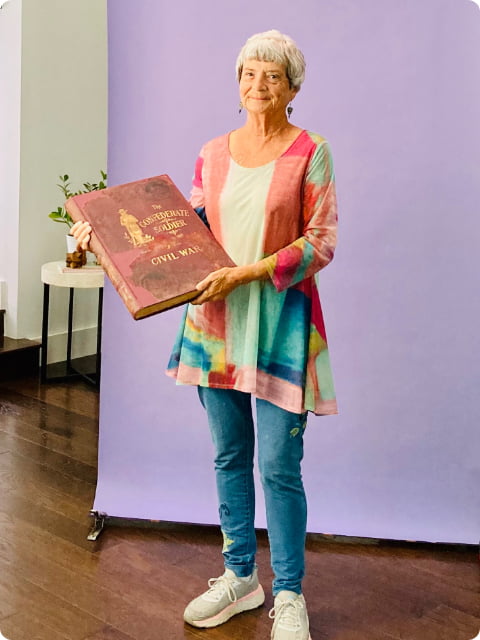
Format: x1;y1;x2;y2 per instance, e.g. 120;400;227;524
0;374;478;640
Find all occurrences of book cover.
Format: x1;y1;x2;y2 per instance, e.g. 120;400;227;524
65;174;235;319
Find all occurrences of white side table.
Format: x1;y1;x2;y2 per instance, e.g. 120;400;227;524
40;261;104;386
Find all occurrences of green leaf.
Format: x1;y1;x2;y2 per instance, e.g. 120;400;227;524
48;212;71;226
49;170;106;226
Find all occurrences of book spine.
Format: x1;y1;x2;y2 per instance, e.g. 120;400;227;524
66;199;140;318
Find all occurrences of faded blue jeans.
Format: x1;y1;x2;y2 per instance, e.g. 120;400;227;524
198;386;308;595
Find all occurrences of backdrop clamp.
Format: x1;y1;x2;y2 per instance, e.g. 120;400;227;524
87;510;107;541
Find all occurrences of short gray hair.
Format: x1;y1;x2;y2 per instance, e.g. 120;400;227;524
235;29;306;91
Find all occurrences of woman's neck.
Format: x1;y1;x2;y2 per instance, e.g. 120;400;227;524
229;118;302;168
243;113;293;139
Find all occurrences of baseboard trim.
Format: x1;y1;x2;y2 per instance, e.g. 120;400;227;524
36;325;99;364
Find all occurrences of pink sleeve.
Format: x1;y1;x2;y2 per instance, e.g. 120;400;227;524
189;150;205;209
263;141;338;291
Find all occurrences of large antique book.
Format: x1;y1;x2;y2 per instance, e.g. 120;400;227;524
65;174;235;319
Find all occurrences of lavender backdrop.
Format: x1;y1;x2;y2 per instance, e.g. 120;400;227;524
96;0;480;543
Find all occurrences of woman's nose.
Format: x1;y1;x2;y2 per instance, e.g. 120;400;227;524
252;74;267;90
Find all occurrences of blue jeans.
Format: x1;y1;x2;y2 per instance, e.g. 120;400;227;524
198;386;308;595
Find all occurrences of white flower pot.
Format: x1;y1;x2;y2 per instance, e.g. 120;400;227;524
66;234;78;253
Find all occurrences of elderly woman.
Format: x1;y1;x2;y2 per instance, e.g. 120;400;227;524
168;29;337;640
72;29;337;640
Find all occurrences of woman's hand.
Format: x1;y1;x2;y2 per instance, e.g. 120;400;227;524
70;221;93;251
192;267;241;305
192;262;269;305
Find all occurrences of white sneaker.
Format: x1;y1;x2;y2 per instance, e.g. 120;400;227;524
184;567;265;628
269;590;312;640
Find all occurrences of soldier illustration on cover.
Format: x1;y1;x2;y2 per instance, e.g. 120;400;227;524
119;208;153;247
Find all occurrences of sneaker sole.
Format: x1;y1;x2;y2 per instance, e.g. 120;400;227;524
185;584;265;628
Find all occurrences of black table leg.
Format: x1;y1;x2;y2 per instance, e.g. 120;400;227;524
40;283;50;383
66;287;74;371
95;288;103;387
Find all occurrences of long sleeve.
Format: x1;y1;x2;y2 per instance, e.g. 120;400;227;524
262;141;338;292
190;152;205;209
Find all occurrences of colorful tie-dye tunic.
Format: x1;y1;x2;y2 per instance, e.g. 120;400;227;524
166;129;338;415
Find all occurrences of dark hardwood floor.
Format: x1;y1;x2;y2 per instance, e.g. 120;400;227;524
0;374;478;640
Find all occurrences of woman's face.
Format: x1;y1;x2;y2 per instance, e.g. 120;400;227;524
239;58;297;117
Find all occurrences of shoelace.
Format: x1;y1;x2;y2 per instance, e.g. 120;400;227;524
205;574;239;603
269;598;304;637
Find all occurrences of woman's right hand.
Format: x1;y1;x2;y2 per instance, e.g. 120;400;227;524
70;221;93;251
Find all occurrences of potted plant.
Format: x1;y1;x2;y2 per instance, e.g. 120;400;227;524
49;171;107;266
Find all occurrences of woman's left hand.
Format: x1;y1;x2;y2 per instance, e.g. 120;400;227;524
192;261;270;305
192;267;242;305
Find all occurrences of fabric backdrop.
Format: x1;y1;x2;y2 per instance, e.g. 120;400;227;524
95;0;480;543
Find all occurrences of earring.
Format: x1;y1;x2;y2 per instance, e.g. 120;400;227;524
287;103;293;118
238;101;243;114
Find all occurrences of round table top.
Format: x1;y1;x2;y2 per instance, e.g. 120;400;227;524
41;261;105;289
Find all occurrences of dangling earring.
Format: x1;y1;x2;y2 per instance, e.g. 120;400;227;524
238;101;243;114
287;103;293;118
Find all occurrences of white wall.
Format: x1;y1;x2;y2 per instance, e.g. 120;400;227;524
0;0;22;337
0;0;107;360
